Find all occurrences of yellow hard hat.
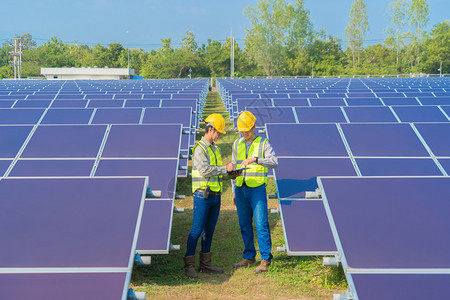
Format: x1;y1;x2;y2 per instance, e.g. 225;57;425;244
205;113;226;134
237;111;256;132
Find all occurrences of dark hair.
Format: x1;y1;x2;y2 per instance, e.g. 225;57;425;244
205;124;214;135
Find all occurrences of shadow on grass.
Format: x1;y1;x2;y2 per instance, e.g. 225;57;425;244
131;207;283;285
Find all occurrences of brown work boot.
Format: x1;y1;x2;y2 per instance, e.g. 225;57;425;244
233;258;256;269
198;252;224;274
183;255;198;278
255;259;271;273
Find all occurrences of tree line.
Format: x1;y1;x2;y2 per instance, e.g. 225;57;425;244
0;0;448;79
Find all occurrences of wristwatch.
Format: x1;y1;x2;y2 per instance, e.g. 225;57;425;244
255;157;258;164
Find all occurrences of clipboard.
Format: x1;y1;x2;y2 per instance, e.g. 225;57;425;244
227;167;248;174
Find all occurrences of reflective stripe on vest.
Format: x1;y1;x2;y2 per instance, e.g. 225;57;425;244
235;136;268;188
192;140;223;193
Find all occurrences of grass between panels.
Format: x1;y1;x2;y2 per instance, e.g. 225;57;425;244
130;92;348;299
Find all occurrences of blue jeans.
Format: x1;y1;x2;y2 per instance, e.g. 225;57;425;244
235;184;273;262
185;190;221;256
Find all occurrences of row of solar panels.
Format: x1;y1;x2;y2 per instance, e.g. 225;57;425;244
267;122;450;299
217;77;449;90
0;123;183;299
0;176;148;300
0;79;210;299
0;78;209;90
217;78;450;299
217;78;450;125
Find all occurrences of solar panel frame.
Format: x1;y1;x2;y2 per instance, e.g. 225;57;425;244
41;108;94;124
20;124;108;159
392;106;450;122
91;108;142;124
279;200;337;255
0;176;148;300
0;125;34;158
318;176;450;299
0;108;45;125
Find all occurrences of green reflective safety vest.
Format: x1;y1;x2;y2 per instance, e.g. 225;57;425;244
191;140;223;193
235;136;268;188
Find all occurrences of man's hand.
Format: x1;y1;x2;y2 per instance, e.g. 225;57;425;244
231;170;242;179
240;157;257;167
232;192;236;206
226;163;235;172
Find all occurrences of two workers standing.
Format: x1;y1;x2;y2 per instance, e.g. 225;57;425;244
184;111;278;278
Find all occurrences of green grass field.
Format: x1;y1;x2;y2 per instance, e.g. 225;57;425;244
130;91;348;299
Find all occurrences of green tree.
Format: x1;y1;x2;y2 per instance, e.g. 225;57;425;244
345;0;369;68
203;39;229;77
181;31;198;53
287;0;314;56
386;0;409;66
422;21;449;74
407;0;430;71
244;0;292;76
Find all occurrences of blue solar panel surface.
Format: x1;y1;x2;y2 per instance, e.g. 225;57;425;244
21;125;107;158
0;177;147;300
0;125;33;158
319;177;450;299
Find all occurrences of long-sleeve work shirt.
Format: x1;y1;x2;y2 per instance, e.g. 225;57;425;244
192;137;228;177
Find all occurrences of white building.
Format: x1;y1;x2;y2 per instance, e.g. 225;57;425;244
41;67;134;80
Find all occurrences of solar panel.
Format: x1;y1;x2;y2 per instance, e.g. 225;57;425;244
50;100;89;108
318;177;450;299
91;108;142;124
41;108;94;124
345;98;383;106
381;97;420;106
309;98;347;106
0;109;45;124
275;158;357;199
414;123;450;156
0;125;33;158
136;200;173;254
21;125;107;158
279;200;337;255
350;273;450;300
0;273;128;300
88;100;124;108
94;159;178;199
142;107;192;128
272;99;309;107
356;158;443;176
267;124;348;157
13;100;51;108
295;107;347;123
9;160;95;177
101;124;181;158
340;123;429;157
418;97;450;106
0;176;147;300
124;99;161;108
393;106;449;122
343;107;398;122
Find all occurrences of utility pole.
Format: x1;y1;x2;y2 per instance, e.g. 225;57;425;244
230;29;234;79
126;30;130;77
438;61;443;77
10;37;23;79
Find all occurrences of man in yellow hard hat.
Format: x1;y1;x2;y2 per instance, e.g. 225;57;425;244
183;113;235;278
231;111;278;273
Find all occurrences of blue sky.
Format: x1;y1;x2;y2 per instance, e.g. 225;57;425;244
0;0;448;50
